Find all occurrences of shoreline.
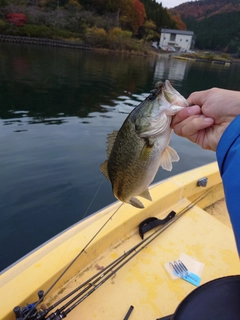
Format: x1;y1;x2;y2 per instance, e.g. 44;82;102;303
0;34;157;56
172;54;236;65
1;34;238;62
0;34;91;50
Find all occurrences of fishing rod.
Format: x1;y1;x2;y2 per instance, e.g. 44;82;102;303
15;184;219;320
20;199;123;320
33;249;134;319
43;185;219;319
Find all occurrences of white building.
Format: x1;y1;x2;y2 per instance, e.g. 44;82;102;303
159;28;194;52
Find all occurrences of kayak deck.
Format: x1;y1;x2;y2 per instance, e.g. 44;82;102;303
205;197;231;227
1;163;239;320
44;179;238;319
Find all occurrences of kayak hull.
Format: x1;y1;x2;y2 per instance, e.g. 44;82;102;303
1;162;239;320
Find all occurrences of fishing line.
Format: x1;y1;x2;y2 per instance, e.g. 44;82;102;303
82;179;104;220
42;180;108;292
22;180;123;320
23;183;220;319
41;184;220;319
45;202;123;296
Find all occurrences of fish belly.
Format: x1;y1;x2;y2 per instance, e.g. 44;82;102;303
108;121;170;204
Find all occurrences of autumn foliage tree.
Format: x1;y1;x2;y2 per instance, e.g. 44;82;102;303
120;0;146;34
132;0;146;31
168;11;186;30
7;13;27;26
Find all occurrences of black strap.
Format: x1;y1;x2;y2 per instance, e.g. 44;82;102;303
139;211;176;239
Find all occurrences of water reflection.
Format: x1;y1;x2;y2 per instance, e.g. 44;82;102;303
0;44;160;123
153;56;189;82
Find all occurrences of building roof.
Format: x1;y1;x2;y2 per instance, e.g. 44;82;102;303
161;28;194;36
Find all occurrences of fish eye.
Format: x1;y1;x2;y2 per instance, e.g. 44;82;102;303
135;120;143;132
135;123;141;132
148;93;155;100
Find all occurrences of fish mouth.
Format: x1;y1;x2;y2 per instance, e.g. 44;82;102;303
148;81;163;101
164;80;189;107
148;80;180;103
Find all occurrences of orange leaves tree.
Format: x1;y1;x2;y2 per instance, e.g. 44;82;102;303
80;0;146;34
168;11;186;30
120;0;146;34
132;0;146;33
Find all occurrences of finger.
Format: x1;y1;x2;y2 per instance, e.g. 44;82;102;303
187;91;207;106
171;105;201;128
173;116;214;139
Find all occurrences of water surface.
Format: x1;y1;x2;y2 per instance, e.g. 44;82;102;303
1;44;239;271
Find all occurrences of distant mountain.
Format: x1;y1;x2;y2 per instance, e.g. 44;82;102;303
169;0;240;53
170;0;240;21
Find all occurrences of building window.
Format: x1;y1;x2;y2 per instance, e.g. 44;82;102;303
170;33;176;41
180;39;182;41
186;39;189;42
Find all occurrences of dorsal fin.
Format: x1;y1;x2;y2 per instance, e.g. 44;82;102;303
106;130;118;157
100;160;110;181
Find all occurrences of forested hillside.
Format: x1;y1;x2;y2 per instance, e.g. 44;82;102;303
170;0;240;20
0;0;183;52
170;0;240;53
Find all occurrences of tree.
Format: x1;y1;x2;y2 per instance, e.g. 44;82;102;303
185;11;240;52
139;19;159;41
133;0;146;27
141;0;176;31
123;0;146;34
7;13;27;25
168;11;186;30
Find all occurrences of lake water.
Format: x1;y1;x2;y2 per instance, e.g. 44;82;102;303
1;43;240;271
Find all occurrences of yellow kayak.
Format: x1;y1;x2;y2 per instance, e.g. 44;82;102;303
1;162;239;320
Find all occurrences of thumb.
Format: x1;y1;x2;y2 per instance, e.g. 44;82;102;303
173;115;214;139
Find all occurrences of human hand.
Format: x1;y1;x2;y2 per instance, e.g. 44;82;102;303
171;88;240;151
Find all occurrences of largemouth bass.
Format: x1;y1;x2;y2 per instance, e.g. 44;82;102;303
100;80;188;208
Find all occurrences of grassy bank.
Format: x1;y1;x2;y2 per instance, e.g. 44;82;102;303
0;19;156;54
177;51;232;63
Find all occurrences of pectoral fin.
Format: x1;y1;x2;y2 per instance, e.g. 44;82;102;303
159;146;180;171
139;188;152;201
100;160;110;181
140;139;153;161
129;197;144;209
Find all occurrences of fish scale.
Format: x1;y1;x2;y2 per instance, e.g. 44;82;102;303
100;80;189;208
